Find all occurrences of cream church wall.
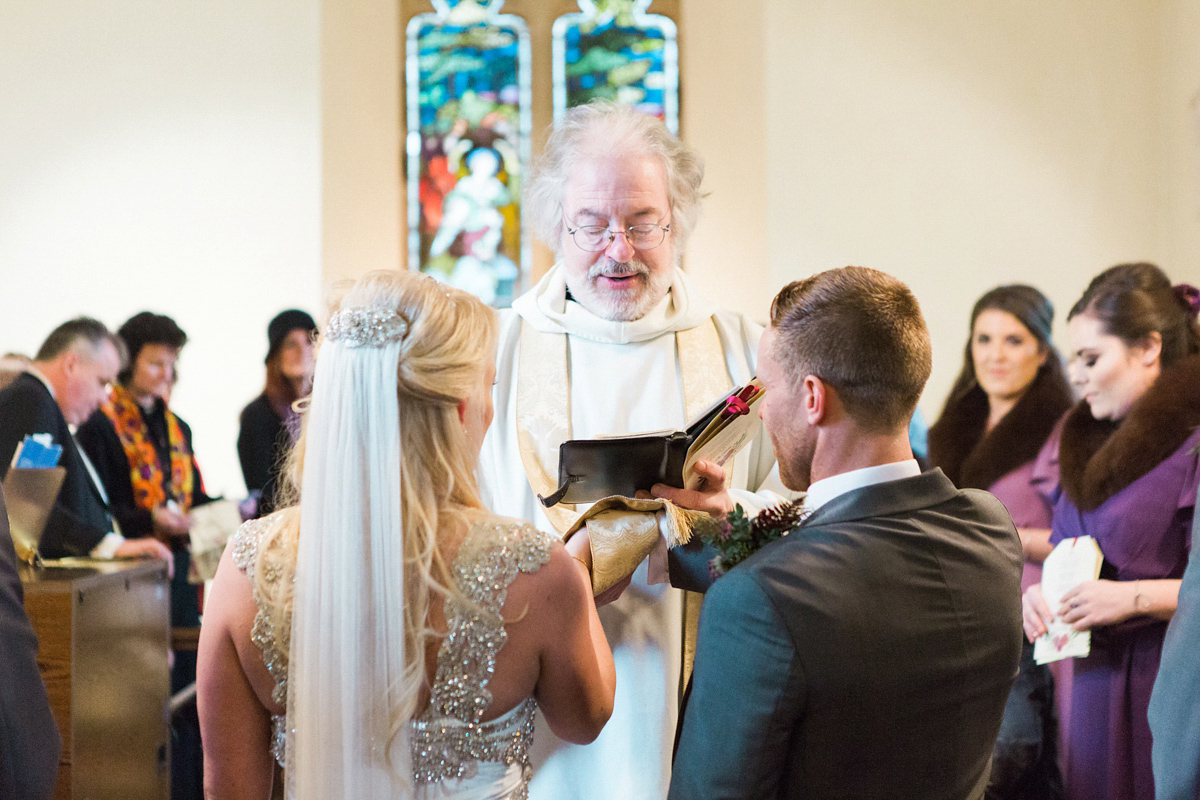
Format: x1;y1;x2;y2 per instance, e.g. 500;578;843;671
0;1;323;498
1161;0;1200;281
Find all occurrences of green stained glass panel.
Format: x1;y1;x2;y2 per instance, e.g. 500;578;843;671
406;0;532;308
553;0;678;133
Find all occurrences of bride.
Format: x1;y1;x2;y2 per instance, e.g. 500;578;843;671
197;270;616;799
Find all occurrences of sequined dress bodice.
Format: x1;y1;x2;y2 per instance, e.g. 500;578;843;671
231;512;555;799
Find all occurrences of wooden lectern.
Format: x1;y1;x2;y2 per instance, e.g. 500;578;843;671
22;559;172;800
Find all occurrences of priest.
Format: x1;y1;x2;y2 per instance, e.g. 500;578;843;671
478;101;787;800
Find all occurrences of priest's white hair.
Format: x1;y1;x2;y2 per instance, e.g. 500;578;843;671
282;269;497;798
525;100;705;254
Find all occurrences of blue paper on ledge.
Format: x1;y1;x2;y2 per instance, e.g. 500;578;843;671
13;434;63;469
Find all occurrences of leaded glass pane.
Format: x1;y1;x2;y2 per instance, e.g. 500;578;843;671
405;0;532;308
552;0;678;133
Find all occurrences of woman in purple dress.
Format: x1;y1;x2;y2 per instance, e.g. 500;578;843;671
1023;262;1200;800
929;284;1073;800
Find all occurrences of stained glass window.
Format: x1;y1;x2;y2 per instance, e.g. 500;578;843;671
405;0;532;307
552;0;678;133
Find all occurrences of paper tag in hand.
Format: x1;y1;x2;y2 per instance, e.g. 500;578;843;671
1033;535;1104;665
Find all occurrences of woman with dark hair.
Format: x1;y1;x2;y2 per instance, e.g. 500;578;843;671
1023;263;1200;800
77;313;205;542
76;310;212;800
929;284;1073;799
237;309;316;518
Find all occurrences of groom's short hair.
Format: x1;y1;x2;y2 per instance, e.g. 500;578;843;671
769;266;931;433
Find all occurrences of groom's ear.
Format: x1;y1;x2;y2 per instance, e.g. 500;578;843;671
803;375;826;425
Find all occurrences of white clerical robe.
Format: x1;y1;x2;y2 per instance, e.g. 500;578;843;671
478;265;785;800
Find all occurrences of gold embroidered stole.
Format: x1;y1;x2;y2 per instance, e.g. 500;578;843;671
514;317;731;683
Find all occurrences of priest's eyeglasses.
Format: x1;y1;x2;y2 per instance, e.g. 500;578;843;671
565;221;671;252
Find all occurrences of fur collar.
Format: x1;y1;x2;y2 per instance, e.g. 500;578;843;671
1059;354;1200;511
928;366;1073;490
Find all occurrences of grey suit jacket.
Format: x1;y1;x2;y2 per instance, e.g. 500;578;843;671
669;469;1023;800
0;484;62;799
1148;481;1200;800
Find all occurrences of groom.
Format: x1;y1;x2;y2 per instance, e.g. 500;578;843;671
662;267;1024;799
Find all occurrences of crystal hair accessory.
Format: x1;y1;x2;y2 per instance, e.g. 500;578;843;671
326;307;410;347
1174;283;1200;318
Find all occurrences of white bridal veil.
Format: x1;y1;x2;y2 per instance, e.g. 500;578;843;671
287;306;414;799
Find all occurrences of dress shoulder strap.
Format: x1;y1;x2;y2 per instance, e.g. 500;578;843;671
231;509;297;708
454;516;556;613
426;516;555;722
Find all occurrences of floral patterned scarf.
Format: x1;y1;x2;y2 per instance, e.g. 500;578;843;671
101;383;195;513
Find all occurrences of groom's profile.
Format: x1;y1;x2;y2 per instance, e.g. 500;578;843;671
666;267;1024;800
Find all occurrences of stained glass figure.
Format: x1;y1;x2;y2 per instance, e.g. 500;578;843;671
552;0;678;133
406;0;531;307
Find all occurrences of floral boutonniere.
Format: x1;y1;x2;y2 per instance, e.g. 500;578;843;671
695;500;809;579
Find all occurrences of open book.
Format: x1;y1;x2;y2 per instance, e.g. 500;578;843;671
1033;535;1105;665
4;434;68;564
539;380;764;507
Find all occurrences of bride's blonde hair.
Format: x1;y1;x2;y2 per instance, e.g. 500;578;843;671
259;269;497;796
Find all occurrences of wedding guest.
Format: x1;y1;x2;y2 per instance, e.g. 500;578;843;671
198;270;616;799
928;285;1072;799
0;483;61;800
237;310;316;518
0;318;170;562
0;352;31;391
75;311;211;800
665;267;1024;800
1022;263;1200;800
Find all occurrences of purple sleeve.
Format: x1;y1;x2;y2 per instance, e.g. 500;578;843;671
1031;417;1065;506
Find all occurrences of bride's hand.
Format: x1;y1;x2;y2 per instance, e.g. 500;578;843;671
593;574;632;607
564;530;631;607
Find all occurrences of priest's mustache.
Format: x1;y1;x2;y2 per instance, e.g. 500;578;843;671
587;259;650;280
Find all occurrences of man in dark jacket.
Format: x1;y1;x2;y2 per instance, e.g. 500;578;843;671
0;318;168;563
0;483;61;799
663;267;1024;800
1148;480;1200;800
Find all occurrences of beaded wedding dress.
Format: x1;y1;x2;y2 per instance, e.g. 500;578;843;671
231;510;556;800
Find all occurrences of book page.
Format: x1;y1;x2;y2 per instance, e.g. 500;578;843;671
1033;536;1105;665
682;386;764;489
188;500;243;583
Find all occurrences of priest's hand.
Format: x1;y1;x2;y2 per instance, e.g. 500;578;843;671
650;460;733;518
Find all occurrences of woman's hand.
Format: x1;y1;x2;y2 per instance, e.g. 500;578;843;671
152;506;192;539
1016;527;1053;564
1022;583;1055;642
1058;580;1136;630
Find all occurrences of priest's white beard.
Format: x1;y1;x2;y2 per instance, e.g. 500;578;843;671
569;257;673;322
